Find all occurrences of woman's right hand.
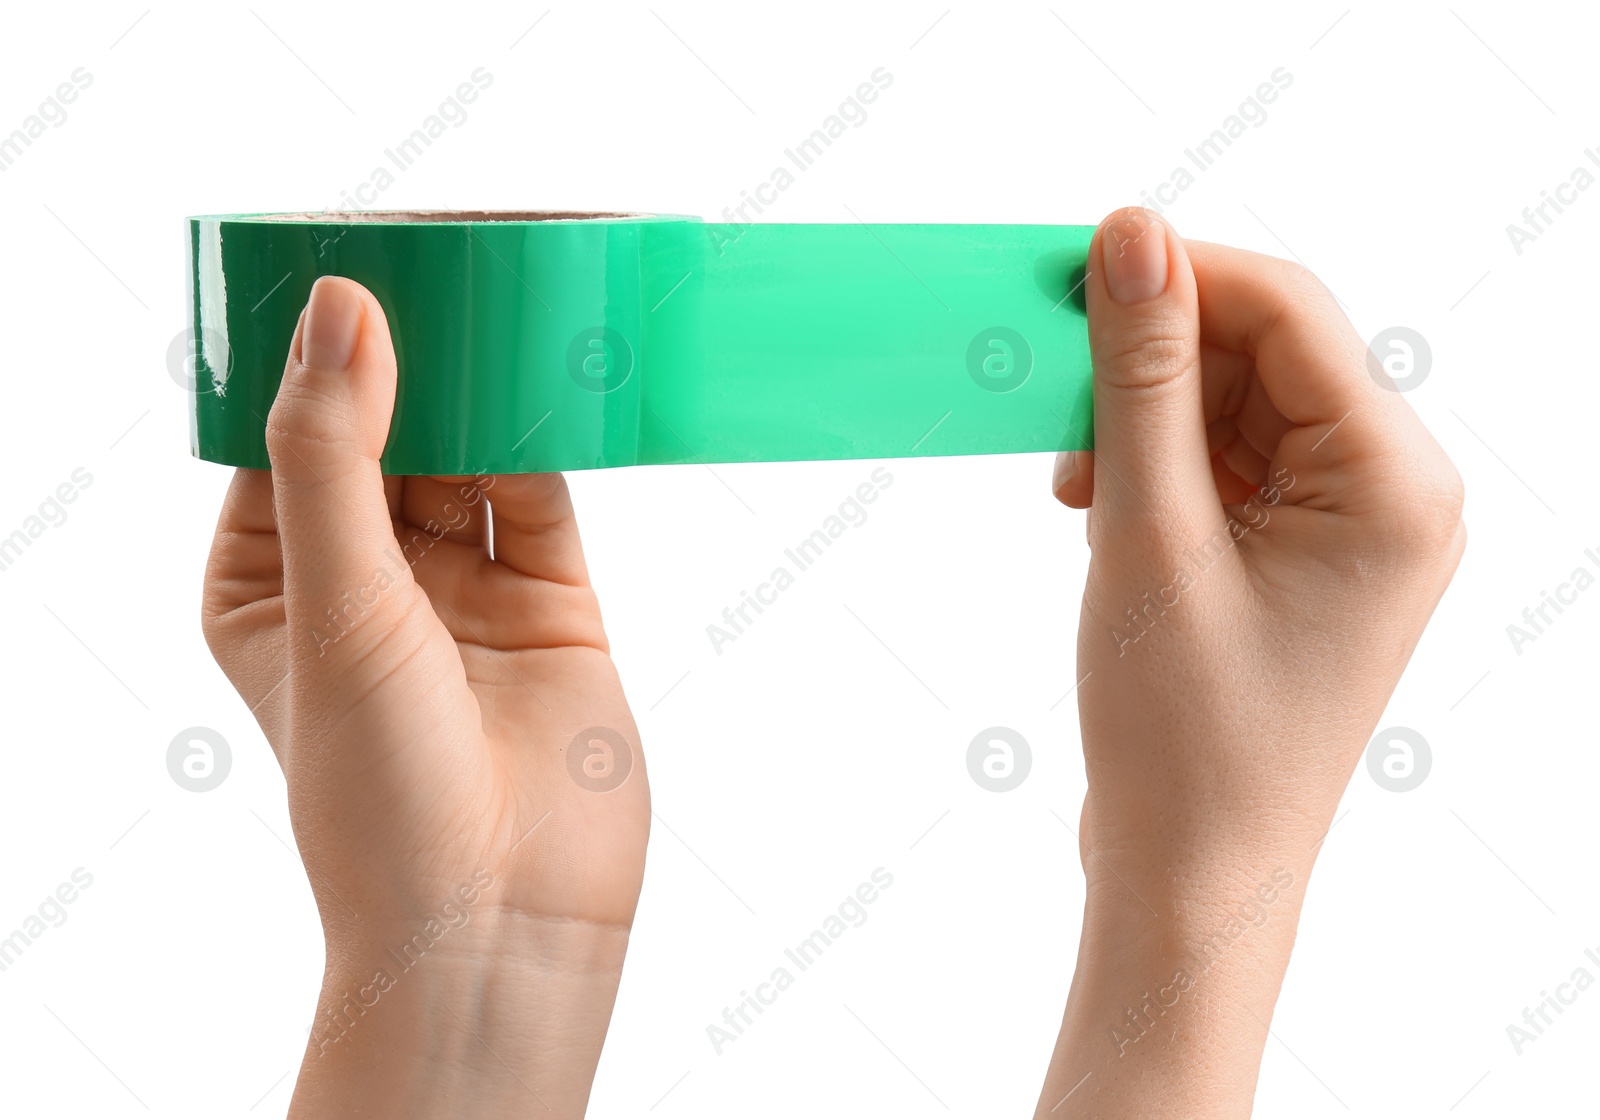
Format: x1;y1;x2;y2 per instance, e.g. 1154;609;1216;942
1038;208;1464;1117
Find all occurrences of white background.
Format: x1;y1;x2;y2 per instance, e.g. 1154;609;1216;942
1;2;1595;1116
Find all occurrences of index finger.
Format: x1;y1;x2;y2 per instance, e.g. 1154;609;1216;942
1186;241;1387;428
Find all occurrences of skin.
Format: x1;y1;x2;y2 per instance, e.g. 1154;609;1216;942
1035;209;1464;1117
203;208;1464;1118
202;276;648;1117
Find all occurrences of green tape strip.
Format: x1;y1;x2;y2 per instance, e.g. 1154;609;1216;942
188;212;1094;474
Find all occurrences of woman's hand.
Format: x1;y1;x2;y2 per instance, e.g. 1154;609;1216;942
202;277;648;1118
1038;209;1464;1117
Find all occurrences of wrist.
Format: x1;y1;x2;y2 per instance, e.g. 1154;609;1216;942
1080;858;1305;1007
292;911;630;1119
1036;857;1311;1118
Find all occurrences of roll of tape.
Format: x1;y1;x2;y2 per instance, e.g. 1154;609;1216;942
187;211;1094;474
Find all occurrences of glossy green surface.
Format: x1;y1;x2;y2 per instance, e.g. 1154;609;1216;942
188;213;1094;474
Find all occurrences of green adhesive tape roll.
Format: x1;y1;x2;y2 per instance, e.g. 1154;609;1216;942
187;211;1094;474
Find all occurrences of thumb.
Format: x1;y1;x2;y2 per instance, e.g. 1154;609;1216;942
1081;208;1214;529
265;276;409;651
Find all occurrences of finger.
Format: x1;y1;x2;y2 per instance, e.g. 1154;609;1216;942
1185;241;1383;428
485;473;593;588
409;543;607;654
1207;415;1273;491
203;468;281;620
201;468;292;734
1212;445;1269;505
1084;208;1215;527
265;277;416;645
402;472;606;658
1227;374;1296;464
1197;342;1260;426
1184;242;1427;514
1053;342;1251;511
1052;450;1094;509
399;475;493;549
384;475;403;524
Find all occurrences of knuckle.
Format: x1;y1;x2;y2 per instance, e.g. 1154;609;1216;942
1435;461;1467;520
1263;258;1336;333
199;604;225;657
1088;499;1213;574
1382;465;1466;565
198;595;244;673
1267;256;1323;307
521;470;567;507
264;373;360;464
1274;257;1317;294
1418;462;1467;550
1096;330;1197;391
